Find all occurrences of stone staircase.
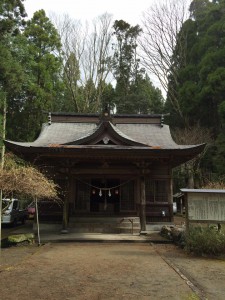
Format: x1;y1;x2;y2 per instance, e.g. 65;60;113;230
68;217;141;234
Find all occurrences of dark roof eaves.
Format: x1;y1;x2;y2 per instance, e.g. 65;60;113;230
5;140;205;152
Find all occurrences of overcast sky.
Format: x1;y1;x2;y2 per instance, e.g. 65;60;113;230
24;0;164;94
24;0;156;25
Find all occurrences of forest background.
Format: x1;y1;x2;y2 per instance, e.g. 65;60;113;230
1;0;225;193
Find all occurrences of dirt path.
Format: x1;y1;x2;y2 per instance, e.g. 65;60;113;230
155;244;225;300
0;243;198;300
1;242;225;300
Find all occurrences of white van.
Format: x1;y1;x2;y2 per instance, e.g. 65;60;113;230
2;199;27;225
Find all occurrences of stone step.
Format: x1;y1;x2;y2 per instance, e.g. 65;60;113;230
68;217;141;234
69;221;140;227
67;226;141;234
69;217;139;223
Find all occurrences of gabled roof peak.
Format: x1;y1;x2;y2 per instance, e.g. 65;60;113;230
64;120;145;147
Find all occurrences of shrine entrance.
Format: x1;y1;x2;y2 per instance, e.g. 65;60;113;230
90;179;120;213
74;177;136;216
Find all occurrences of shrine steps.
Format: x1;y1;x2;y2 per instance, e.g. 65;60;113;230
68;217;141;234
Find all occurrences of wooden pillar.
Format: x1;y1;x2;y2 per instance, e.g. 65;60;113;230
61;174;71;233
62;198;69;232
168;174;174;223
140;176;146;231
184;192;189;234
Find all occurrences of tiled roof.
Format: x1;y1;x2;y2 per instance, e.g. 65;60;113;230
116;123;179;148
6;120;202;150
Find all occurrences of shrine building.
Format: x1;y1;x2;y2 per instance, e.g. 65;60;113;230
5;110;205;233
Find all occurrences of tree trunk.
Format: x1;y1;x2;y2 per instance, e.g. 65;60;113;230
35;197;41;246
0;93;7;250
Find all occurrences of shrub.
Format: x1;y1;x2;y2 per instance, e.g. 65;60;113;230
184;225;225;256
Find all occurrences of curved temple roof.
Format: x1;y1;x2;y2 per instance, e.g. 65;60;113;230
5;113;205;165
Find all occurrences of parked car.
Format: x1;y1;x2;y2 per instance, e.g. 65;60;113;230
2;198;27;225
26;201;36;219
26;200;63;221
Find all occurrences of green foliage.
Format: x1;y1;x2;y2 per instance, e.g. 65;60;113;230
101;83;116;113
168;0;225;128
213;132;225;174
23;9;63;106
0;0;27;148
0;7;164;145
6;9;64;141
167;0;225;179
112;20;164;113
0;0;26;37
0;0;26;94
185;226;225;255
189;0;213;21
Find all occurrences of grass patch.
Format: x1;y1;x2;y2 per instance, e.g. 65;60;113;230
183;293;200;300
185;225;225;256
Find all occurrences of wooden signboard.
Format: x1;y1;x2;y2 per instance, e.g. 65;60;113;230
180;189;225;230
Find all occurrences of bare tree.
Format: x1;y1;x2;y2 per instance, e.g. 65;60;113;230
51;13;114;112
0;153;59;246
140;0;191;120
50;13;85;111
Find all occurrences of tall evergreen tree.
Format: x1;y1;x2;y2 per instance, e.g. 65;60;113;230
168;0;225;131
112;20;164;113
0;0;26;37
8;9;64;141
167;0;225;177
0;0;27;144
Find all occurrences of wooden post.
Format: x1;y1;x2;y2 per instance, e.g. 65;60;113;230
168;175;173;223
62;197;69;232
61;174;70;233
140;176;146;232
184;192;189;234
35;197;41;246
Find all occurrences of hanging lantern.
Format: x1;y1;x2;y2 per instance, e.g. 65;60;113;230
108;189;111;197
92;189;96;195
115;189;119;195
99;189;102;197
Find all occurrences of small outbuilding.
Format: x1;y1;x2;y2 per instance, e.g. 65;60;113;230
5;110;205;233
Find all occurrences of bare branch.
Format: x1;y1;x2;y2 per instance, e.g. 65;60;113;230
0;154;58;199
51;13;114;112
139;0;191;119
